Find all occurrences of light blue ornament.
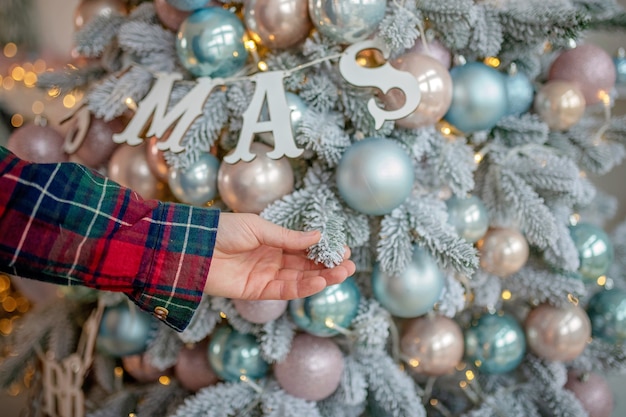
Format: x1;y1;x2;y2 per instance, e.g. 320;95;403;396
444;62;507;133
504;71;534;116
464;312;526;374
97;302;158;357
168;152;220;206
614;48;626;84
208;325;269;381
336;137;414;216
446;195;489;243
308;0;386;44
586;288;626;344
289;277;361;337
372;246;444;318
176;7;248;78
166;0;207;11
569;222;614;282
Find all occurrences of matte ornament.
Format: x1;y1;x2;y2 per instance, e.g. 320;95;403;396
274;334;344;401
174;339;219;391
244;0;312;50
97;303;158;357
504;71;534;116
122;354;166;383
176;7;248;78
218;142;294;213
207;326;269;381
168;152;220;206
548;43;616;105
372;246;444;318
289;277;360;337
108;143;166;200
445;195;489;243
444;62;507;133
400;315;464;376
477;228;529;278
7;123;68;163
534;80;585;131
308;0;386;44
336;137;414;215
464;312;526;374
569;222;614;282
232;299;288;324
524;303;591;362
166;0;208;10
74;0;127;29
586;288;626;344
564;371;614;417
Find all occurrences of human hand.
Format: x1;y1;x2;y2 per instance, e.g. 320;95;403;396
204;212;356;300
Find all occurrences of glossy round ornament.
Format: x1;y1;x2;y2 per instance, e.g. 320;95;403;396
548;43;616;105
74;116;124;168
614;48;626;85
569;222;614;282
308;0;386;44
244;0;312;50
207;325;269;381
289;277;360;337
564;371;614;417
408;37;452;69
155;0;193;32
259;92;308;137
446;195;489;243
145;135;171;182
372;246;444;318
586;288;626;344
217;142;294;213
444;62;508;133
336;137;414;216
504;70;535;116
477;228;529;278
176;7;248;78
166;0;208;10
174;339;219;391
74;0;127;29
232;299;288;324
108;143;166;200
400;315;464;376
524;303;591;362
7;123;68;163
274;333;344;401
97;302;158;357
168;152;220;205
122;354;166;383
534;80;586;131
464;312;526;374
381;52;453;128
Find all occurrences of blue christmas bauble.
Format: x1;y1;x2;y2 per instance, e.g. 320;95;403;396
372;246;444;318
176;7;248;78
168;152;220;206
97;303;159;357
504;71;535;116
308;0;386;44
614;53;626;85
444;62;507;133
586;288;626;344
569;222;614;282
207;325;269;381
166;0;207;11
445;195;489;243
336;137;414;216
289;277;361;337
464;312;526;374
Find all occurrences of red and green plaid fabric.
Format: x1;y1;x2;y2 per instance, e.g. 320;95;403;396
0;146;219;331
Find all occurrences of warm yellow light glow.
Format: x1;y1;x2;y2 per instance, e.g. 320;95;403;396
409;359;420;368
10;114;23;127
0;318;12;335
24;72;37;87
114;367;124;377
32;101;45;115
3;297;17;313
441;126;452;135
430;399;439;406
219;311;227;319
11;66;25;81
63;94;77;108
3;77;15;90
465;370;475;381
501;290;512;300
597;275;607;286
474;153;483;164
567;293;579;306
474;359;482;368
3;43;17;58
34;59;47;73
598;90;611;106
233;51;239;57
48;87;61;97
459;381;468;388
257;61;268;71
0;274;9;292
245;40;257;51
159;376;171;386
484;56;501;67
124;97;137;111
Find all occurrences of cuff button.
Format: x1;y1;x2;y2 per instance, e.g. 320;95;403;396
154;306;169;320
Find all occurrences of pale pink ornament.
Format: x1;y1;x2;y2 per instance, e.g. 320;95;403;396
408;37;452;69
534;80;586;131
232;299;288;324
274;333;344;401
400;315;464;376
122;354;167;383
74;0;127;29
524;303;591;362
174;340;219;391
548;43;616;105
564;371;614;417
7;123;68;163
154;0;192;31
145;135;171;182
244;0;312;50
74;116;125;168
478;228;529;277
108;143;167;200
381;52;452;128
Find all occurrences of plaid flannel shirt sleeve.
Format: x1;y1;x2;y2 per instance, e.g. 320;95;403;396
0;146;219;331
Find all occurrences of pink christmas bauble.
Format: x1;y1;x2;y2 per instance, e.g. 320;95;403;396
74;0;127;29
74;116;125;168
564;371;614;417
174;340;219;391
477;228;529;277
232;299;288;324
145;135;171;182
548;44;616;105
154;0;192;31
7;124;68;163
534;80;586;131
122;354;167;383
274;333;344;401
407;37;452;69
107;143;167;200
244;0;312;50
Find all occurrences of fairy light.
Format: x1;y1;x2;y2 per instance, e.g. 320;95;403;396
459;380;468;389
484;56;501;68
596;275;607;286
11;66;25;81
245;39;257;51
598;90;611;106
567;293;579;306
32;101;45;115
48;87;61;98
23;72;37;87
10;114;23;127
3;42;17;58
124;97;138;111
114;366;124;378
159;376;171;386
430;399;439;406
219;311;227;319
569;213;580;226
474;359;482;368
0;318;12;335
441;125;452;136
501;290;512;300
474;152;483;164
63;94;77;109
257;61;268;71
408;358;420;368
3;76;15;90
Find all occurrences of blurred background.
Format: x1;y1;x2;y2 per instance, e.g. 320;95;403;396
0;0;625;415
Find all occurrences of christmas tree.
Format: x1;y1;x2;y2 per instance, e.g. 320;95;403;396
2;0;626;416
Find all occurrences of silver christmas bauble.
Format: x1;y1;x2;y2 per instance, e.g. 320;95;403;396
445;195;489;243
168;152;220;206
308;0;386;44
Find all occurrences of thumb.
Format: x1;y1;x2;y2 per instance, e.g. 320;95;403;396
257;219;321;250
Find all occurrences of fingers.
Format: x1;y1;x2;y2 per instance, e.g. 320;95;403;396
252;216;321;250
